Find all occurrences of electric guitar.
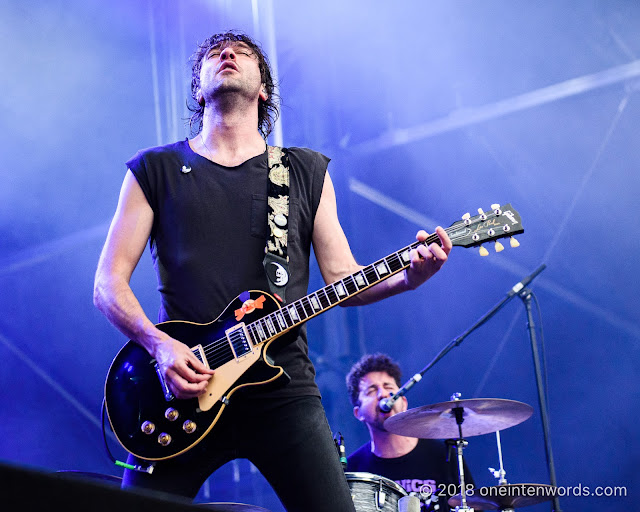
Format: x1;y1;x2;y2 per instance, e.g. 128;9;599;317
104;203;524;461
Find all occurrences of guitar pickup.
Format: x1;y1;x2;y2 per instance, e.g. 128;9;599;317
225;323;254;360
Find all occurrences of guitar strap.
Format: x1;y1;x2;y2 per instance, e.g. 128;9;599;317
263;146;290;303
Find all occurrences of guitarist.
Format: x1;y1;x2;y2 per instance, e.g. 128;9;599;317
93;30;452;512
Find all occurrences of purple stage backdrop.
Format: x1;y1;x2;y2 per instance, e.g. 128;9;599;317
0;1;637;511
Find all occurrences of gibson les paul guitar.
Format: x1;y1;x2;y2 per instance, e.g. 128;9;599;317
104;203;524;461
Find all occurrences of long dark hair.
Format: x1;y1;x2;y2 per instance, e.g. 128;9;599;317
187;30;280;139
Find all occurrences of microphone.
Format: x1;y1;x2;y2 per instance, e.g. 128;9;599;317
506;263;546;298
379;395;395;413
379;373;423;412
334;432;347;469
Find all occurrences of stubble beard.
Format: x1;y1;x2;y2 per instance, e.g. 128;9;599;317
203;75;260;114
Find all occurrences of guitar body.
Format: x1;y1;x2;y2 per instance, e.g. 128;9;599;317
104;290;289;461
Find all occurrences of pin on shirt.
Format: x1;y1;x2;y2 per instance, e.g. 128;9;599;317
181;165;192;174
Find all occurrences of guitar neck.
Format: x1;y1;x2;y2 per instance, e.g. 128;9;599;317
244;202;523;346
244;233;440;345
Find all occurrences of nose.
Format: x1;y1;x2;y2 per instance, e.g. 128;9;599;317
219;47;236;60
378;388;391;400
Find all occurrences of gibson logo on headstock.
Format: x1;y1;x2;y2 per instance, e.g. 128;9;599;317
503;210;519;225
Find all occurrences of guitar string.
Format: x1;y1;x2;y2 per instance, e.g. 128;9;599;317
197;212;517;365
198;233;442;362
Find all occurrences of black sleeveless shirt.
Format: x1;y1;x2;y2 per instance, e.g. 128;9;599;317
126;139;328;398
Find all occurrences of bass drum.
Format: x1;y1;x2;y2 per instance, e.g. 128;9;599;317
345;472;408;512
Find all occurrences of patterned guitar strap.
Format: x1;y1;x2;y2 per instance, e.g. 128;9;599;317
263;146;290;303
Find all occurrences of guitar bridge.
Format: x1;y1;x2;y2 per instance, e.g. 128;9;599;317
225;323;254;360
154;363;175;402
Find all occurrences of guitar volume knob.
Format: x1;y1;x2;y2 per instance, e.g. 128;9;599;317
158;432;172;446
165;408;179;421
183;420;197;434
141;421;156;434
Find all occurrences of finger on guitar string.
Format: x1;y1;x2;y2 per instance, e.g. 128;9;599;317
184;355;215;378
180;362;214;388
166;367;211;399
434;225;453;255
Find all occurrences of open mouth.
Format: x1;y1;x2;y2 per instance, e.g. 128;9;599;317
218;62;238;73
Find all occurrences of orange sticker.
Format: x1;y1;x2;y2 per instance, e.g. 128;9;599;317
234;295;266;321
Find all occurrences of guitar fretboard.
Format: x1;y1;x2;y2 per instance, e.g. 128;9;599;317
245;233;441;345
199;203;522;369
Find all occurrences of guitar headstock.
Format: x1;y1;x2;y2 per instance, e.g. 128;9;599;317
447;203;524;255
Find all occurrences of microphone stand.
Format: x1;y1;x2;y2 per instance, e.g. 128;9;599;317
518;286;562;512
384;264;561;511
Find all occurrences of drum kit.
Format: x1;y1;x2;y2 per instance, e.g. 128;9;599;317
196;395;558;512
70;396;556;512
379;393;559;512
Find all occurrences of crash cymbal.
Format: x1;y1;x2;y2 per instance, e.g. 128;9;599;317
198;503;272;512
384;398;533;438
448;483;557;510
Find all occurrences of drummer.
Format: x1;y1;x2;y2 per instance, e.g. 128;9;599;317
345;353;477;511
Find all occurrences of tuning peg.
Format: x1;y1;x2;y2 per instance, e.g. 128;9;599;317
462;212;471;225
479;245;489;256
490;203;500;210
477;208;485;215
494;241;504;252
510;237;520;248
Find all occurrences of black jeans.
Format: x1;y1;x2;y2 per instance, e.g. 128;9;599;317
122;395;356;512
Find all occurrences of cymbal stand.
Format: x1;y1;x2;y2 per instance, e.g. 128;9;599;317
451;394;474;512
488;431;508;485
488;431;516;512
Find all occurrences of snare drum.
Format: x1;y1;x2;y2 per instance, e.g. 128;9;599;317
345;472;408;512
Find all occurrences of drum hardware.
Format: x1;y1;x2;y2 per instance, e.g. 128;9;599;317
448;393;473;512
448;483;558;511
488;430;508;485
448;430;558;511
384;395;535;512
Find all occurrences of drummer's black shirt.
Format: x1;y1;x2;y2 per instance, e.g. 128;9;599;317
347;438;476;511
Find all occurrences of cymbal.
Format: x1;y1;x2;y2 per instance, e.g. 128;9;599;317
198;503;272;512
448;483;557;510
384;398;533;438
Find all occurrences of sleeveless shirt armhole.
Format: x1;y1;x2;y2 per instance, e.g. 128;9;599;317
126;153;157;249
310;152;329;221
126;154;155;214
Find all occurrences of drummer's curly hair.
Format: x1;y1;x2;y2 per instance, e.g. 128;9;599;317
346;353;402;406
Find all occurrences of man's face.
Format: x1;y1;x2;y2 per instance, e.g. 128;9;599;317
353;371;407;432
198;41;265;104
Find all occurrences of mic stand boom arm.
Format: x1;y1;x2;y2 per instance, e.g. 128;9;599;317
379;295;512;412
381;265;546;412
380;264;562;511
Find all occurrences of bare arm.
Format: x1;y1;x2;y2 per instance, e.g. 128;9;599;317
93;170;213;398
311;171;452;306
